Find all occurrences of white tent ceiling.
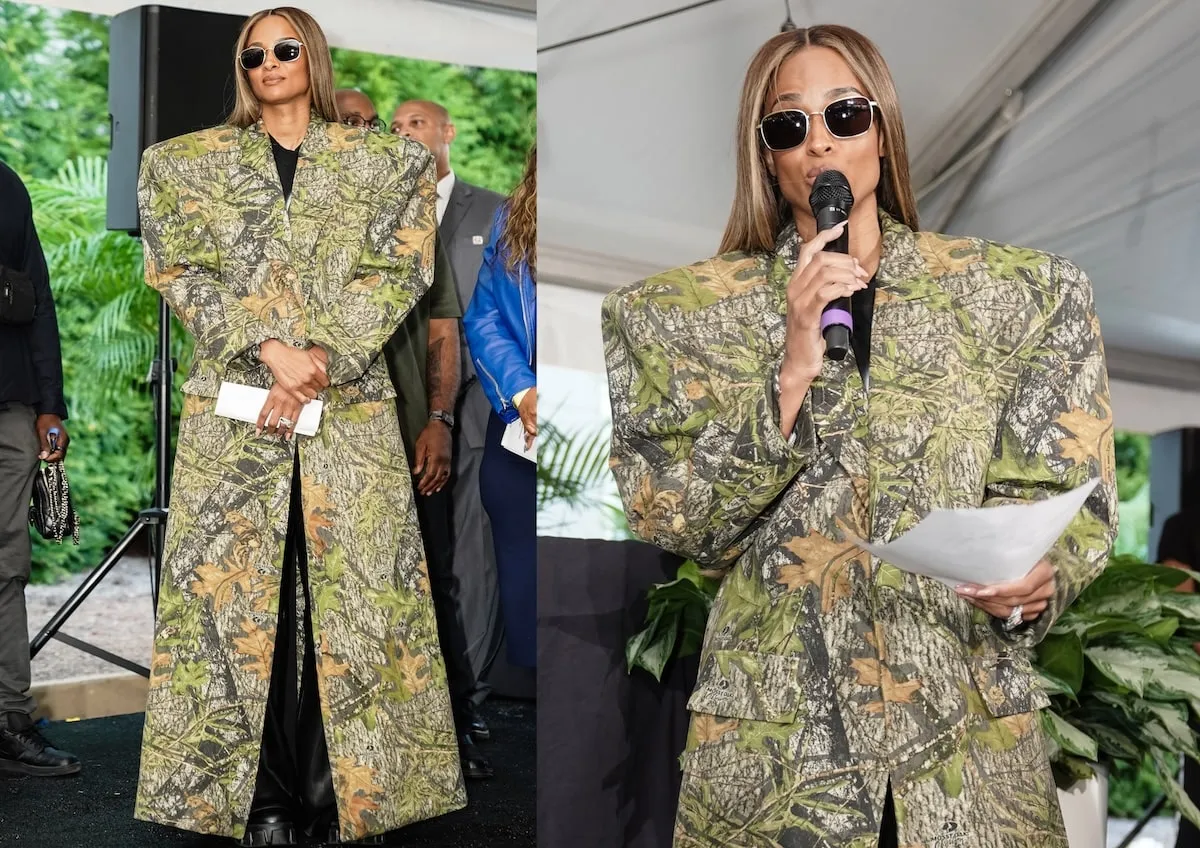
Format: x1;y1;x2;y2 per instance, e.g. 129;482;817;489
28;0;535;71
538;0;1200;394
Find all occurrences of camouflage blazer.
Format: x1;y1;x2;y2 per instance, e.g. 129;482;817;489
138;113;434;405
133;120;466;842
602;212;1118;847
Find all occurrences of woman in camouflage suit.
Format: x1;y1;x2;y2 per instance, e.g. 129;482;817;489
603;25;1117;848
134;8;463;845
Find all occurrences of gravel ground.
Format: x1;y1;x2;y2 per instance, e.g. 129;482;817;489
26;556;155;682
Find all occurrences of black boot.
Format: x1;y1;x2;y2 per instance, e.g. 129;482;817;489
462;701;491;742
324;823;385;845
241;654;298;848
0;712;81;777
459;731;494;780
240;808;297;847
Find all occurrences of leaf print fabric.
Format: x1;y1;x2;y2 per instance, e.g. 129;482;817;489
603;211;1118;847
133;118;464;843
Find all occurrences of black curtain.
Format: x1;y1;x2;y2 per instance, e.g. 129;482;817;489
537;537;700;848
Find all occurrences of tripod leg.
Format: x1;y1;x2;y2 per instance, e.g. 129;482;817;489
29;516;148;658
147;514;166;613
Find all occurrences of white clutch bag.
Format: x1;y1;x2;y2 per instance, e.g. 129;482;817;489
214;382;323;436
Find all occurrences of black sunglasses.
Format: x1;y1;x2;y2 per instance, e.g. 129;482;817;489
239;38;304;71
758;95;879;151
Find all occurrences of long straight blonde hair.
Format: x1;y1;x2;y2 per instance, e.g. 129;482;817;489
720;25;919;254
226;7;338;128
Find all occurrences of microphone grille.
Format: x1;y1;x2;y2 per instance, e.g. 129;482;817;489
809;169;854;216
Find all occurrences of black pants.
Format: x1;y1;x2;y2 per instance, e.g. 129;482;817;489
414;485;477;730
878;783;898;848
0;403;38;718
248;454;335;833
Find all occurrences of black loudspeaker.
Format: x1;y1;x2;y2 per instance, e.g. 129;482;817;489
107;5;245;233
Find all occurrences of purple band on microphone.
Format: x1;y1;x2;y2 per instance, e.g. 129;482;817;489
820;308;853;332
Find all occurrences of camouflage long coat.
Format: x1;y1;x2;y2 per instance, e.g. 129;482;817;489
133;117;465;842
603;212;1118;847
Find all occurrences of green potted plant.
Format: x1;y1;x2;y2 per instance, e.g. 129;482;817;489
1036;553;1200;839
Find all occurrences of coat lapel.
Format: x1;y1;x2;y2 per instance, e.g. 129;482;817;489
288;116;339;257
440;179;471;242
864;214;926;542
235;114;335;339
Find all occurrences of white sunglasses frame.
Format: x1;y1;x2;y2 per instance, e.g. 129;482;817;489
758;96;880;151
239;38;306;71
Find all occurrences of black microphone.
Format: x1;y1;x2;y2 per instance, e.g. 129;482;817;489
808;170;854;361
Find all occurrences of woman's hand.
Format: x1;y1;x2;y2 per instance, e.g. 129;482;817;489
256;383;303;440
956;558;1056;625
259;339;329;402
780;220;870;381
517;387;537;449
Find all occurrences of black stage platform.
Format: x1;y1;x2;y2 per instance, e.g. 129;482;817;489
0;699;533;847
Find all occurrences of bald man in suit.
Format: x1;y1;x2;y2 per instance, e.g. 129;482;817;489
391;99;505;727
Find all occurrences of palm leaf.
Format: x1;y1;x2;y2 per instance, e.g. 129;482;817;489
536;420;614;511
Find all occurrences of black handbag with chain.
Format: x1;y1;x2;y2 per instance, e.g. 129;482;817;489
0;265;36;325
30;461;80;545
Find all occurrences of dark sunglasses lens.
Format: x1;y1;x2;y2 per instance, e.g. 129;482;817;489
761;110;808;150
825;97;873;138
274;40;302;62
239;47;266;69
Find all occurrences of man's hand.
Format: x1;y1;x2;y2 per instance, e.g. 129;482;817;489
36;415;67;462
956;558;1056;623
412;420;452;495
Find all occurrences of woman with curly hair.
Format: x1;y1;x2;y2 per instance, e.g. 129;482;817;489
463;143;536;669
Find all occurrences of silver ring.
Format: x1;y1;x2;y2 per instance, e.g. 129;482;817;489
1003;604;1024;631
277;416;294;428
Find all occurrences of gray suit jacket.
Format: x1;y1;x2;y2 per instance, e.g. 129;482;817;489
442;175;504;448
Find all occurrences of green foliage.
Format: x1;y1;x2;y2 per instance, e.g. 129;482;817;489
1036;554;1200;825
537;419;611;510
329;51;535;195
0;5;110;179
626;561;720;680
1114;480;1151;560
0;2;535;193
1114;431;1151;502
1108;756;1172;819
25;157;173;582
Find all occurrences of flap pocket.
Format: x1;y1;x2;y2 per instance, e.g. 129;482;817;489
965;652;1051;717
686;650;806;724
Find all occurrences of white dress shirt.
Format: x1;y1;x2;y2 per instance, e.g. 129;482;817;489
436;170;456;225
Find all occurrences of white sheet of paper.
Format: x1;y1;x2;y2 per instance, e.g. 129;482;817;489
848;478;1100;588
501;418;536;463
214;382;323;437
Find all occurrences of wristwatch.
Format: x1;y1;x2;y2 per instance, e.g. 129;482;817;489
429;409;455;428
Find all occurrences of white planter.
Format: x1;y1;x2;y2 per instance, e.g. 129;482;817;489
1057;765;1109;848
